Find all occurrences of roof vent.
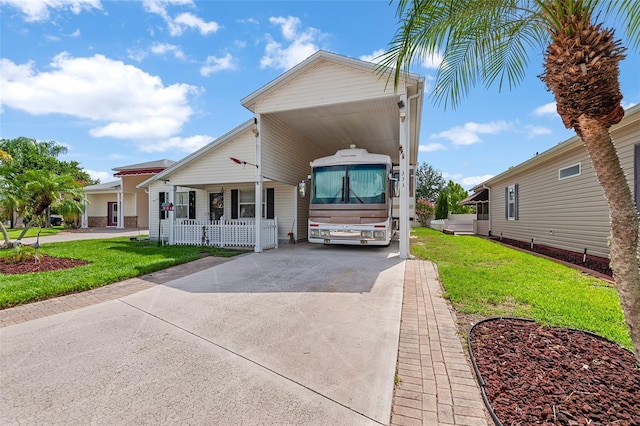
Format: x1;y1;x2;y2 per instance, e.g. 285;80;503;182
349;144;356;149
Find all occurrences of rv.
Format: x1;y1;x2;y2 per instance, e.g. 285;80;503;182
302;146;395;246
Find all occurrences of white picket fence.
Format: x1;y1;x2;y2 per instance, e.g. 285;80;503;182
174;218;278;249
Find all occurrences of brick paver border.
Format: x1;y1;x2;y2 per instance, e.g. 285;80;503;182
390;259;490;426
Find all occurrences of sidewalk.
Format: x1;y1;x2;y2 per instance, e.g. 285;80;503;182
390;260;489;426
1;255;490;425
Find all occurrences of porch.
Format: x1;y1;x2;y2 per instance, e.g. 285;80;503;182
173;219;279;250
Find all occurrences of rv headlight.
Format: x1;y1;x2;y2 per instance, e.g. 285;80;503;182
374;230;385;239
310;229;320;237
320;230;330;237
361;230;372;239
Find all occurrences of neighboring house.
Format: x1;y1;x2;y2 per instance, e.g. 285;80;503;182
82;159;175;228
138;50;425;257
463;103;640;259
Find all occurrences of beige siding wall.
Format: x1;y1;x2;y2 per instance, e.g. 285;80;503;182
86;193;115;216
168;131;257;186
488;117;639;258
148;181;173;241
122;175;151;227
255;61;403;113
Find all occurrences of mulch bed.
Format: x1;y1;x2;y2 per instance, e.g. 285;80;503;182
469;318;640;425
492;237;613;277
0;255;89;275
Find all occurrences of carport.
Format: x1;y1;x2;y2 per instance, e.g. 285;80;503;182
241;51;424;259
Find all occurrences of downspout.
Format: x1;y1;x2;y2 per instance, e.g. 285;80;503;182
168;186;176;245
483;184;491;236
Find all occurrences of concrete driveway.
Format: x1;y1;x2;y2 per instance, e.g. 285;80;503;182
0;243;404;425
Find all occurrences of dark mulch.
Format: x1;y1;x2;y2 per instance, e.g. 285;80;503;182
0;255;89;275
469;318;640;426
492;237;613;277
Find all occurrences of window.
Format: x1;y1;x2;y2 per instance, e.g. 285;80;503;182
559;163;581;180
174;191;196;219
230;189;275;219
505;184;518;220
477;203;489;221
159;192;168;219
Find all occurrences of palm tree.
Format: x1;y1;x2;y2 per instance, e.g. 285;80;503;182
379;0;640;362
15;170;86;241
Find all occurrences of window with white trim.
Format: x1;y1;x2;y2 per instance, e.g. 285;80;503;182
175;192;189;219
559;162;581;180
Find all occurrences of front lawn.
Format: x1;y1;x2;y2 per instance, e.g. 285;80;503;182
0;237;245;308
411;227;631;349
5;226;63;240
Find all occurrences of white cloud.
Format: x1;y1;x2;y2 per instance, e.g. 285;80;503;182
623;101;637;110
431;121;511;146
533;102;556;116
0;53;201;147
200;53;236;76
360;49;385;64
84;169;113;183
421;50;443;70
127;48;148;62
173;12;219;35
138;135;212;153
0;0;102;22
70;29;81;37
419;143;447;153
523;125;552;137
460;174;494;188
260;16;324;70
150;42;185;59
141;0;219;37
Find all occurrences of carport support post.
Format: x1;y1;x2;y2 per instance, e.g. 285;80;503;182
168;186;176;245
254;115;263;253
399;94;410;260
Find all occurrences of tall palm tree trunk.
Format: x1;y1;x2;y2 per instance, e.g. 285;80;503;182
579;115;640;361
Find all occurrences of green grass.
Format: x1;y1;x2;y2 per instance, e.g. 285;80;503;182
0;237;245;308
5;226;64;239
411;227;631;349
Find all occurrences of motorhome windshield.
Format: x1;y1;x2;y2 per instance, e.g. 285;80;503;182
311;164;386;204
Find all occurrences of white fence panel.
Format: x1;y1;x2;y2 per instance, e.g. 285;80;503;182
174;218;278;249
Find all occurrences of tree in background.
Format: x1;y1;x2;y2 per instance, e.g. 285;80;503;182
442;180;474;214
415;162;445;202
0;137;94;240
380;0;640;361
435;191;449;220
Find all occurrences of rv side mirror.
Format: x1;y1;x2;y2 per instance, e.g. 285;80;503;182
298;181;306;198
389;173;400;197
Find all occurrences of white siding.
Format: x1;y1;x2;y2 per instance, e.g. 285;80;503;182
167;130;257;186
487;112;639;258
148;181;174;241
261;113;324;185
255;61;403;113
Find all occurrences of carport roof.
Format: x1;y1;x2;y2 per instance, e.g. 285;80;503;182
242;50;424;165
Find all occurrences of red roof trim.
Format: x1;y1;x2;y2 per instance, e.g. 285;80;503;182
113;168;165;177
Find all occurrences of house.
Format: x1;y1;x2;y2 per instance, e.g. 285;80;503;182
462;103;640;259
82;159;175;228
138;50;425;258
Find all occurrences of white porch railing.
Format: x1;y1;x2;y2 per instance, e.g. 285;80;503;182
174;218;278;249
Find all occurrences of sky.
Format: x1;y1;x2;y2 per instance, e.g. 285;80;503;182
1;0;639;190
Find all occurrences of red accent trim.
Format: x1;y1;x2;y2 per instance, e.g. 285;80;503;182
374;225;386;228
113;168;165;176
310;224;319;227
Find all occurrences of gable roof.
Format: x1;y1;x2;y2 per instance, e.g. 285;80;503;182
113;159;175;176
137;120;252;189
241;50;423;112
83;180;121;192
